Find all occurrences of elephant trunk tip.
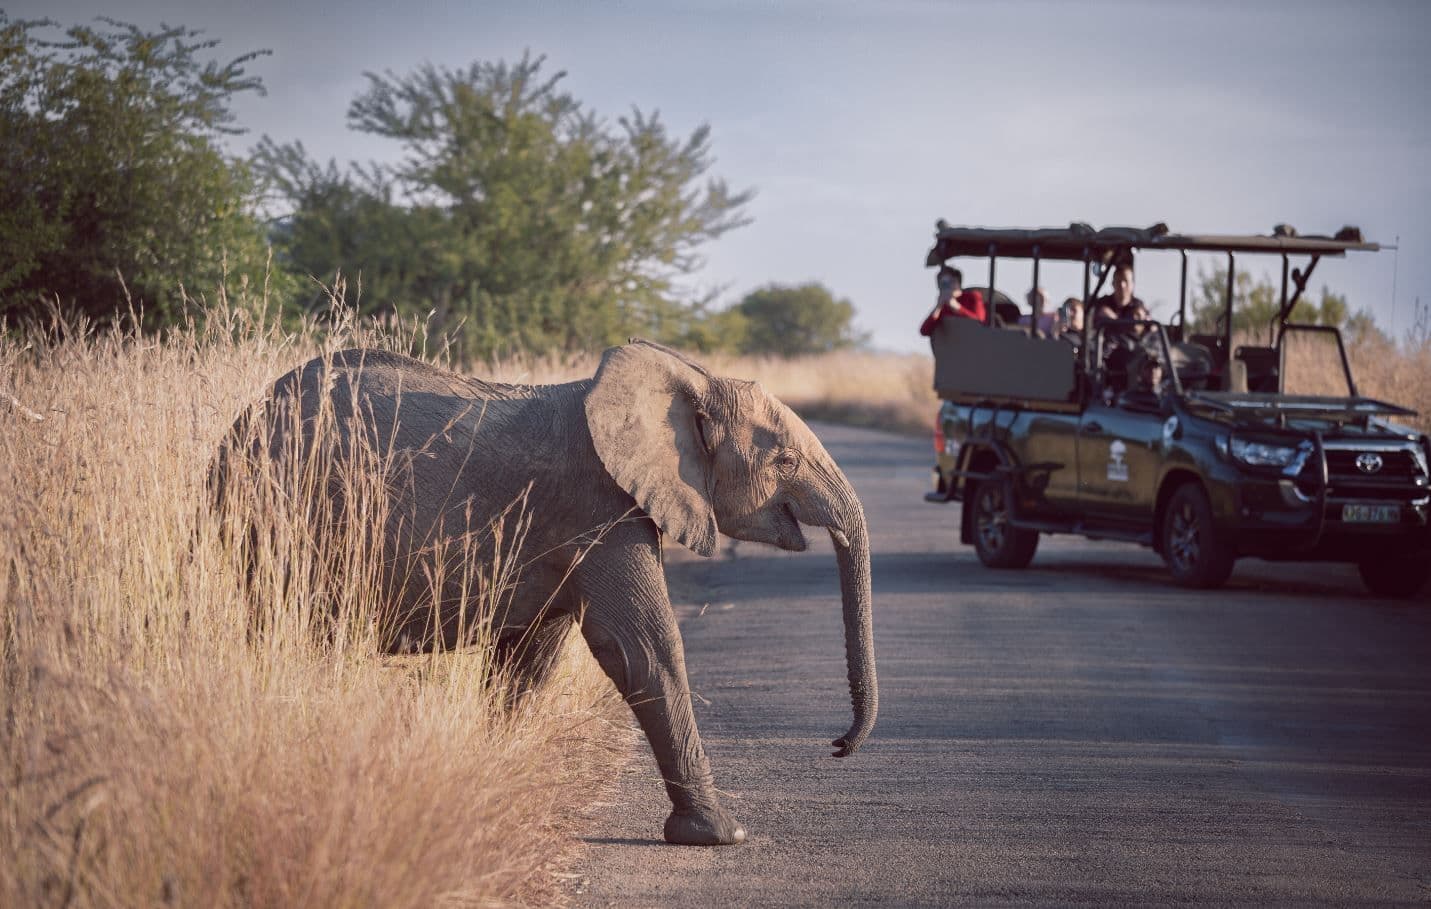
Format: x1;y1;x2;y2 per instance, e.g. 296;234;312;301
830;718;875;757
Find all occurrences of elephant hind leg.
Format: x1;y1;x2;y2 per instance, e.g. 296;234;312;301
495;611;577;707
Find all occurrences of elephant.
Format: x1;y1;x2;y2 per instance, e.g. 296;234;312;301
211;341;877;846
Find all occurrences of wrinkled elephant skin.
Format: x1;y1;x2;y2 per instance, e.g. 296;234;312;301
213;341;877;845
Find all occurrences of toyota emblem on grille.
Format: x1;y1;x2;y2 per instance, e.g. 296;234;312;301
1355;452;1384;474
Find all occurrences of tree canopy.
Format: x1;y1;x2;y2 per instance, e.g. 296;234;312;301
1188;264;1362;342
728;282;867;356
257;53;753;358
0;14;272;327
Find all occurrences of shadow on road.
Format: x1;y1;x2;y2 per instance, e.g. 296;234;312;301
671;547;1395;605
580;836;666;848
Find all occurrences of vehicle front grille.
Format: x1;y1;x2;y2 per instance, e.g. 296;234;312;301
1320;446;1428;503
1325;449;1419;481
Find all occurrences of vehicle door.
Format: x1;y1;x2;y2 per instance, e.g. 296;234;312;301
1077;400;1164;524
1076;326;1168;526
1012;410;1083;514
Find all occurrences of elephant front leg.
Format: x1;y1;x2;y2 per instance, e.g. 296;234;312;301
579;604;745;846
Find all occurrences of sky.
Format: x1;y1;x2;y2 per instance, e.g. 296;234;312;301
11;0;1431;352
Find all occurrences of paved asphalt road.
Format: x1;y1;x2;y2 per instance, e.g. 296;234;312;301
577;423;1431;906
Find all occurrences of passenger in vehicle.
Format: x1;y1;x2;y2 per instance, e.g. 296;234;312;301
1091;261;1147;327
1056;296;1084;340
919;265;987;336
1121;348;1167;411
1018;287;1057;336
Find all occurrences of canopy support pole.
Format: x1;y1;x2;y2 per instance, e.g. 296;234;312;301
986;244;997;327
1030;246;1042;337
1177;251;1188;339
1080;249;1092;370
1223;253;1236;390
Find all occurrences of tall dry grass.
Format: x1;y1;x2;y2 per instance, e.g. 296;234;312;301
485;348;939;436
1343;334;1431;431
702;351;938;437
0;305;626;908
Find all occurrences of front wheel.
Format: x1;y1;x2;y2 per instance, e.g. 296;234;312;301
1161;482;1235;589
970;480;1039;569
1358;554;1431;599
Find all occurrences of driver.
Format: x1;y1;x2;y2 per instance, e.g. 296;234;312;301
1119;343;1168;410
1131;349;1164;394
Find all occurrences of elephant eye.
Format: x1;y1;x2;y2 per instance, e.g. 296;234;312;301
693;409;714;452
774;449;800;475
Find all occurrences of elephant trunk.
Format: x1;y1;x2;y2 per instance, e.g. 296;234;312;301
824;476;877;758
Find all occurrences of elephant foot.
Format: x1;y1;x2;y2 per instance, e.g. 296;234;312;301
663;806;746;846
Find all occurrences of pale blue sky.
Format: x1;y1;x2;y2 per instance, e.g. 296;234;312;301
12;0;1430;351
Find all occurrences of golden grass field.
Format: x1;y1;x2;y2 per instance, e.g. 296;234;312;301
0;308;631;908
3;302;1426;907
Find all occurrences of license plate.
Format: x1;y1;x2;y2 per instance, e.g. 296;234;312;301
1341;504;1400;524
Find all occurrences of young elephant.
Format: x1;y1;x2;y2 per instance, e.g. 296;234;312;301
213;341;877;846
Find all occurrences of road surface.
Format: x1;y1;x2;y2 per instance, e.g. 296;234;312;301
576;423;1431;906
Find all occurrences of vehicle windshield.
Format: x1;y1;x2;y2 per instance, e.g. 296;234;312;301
1093;320;1182;406
1278;325;1355;398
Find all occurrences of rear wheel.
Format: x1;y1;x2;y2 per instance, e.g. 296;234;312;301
1358;554;1431;599
1162;483;1234;589
970;480;1039;569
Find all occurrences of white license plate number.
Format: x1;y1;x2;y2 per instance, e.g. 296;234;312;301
1341;504;1400;524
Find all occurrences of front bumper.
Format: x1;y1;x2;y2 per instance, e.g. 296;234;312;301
1228;474;1431;559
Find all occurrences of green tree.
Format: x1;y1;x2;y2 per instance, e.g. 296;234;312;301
730;282;866;356
0;15;274;327
1188;264;1361;341
667;298;749;353
257;53;752;358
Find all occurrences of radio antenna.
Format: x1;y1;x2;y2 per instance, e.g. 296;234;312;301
1390;234;1400;339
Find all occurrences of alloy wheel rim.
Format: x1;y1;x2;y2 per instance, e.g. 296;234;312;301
977;486;1007;552
1169;501;1199;570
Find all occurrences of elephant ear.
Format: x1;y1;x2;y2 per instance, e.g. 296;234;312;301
585;342;718;557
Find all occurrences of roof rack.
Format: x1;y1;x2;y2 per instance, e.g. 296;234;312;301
925;222;1380;266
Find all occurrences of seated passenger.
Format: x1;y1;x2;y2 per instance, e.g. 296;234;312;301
919;265;987;336
1091;261;1147;327
1056;296;1084;342
1018;287;1058;336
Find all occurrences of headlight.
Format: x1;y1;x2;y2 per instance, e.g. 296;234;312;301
1229;437;1299;468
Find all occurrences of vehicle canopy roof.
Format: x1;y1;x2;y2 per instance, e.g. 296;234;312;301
925;222;1379;266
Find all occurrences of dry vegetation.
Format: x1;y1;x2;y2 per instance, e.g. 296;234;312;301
4;300;1426;907
487;348;941;438
0;305;628;908
1331;332;1431;430
702;351;939;437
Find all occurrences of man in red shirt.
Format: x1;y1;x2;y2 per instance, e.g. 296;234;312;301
919;265;986;336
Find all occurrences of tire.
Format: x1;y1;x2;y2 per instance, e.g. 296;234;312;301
970;480;1039;569
1358;555;1431;599
1161;482;1235;589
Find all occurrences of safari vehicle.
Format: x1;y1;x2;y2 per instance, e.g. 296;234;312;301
923;222;1431;597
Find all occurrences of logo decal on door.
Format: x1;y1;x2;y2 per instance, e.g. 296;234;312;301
1107;440;1129;482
